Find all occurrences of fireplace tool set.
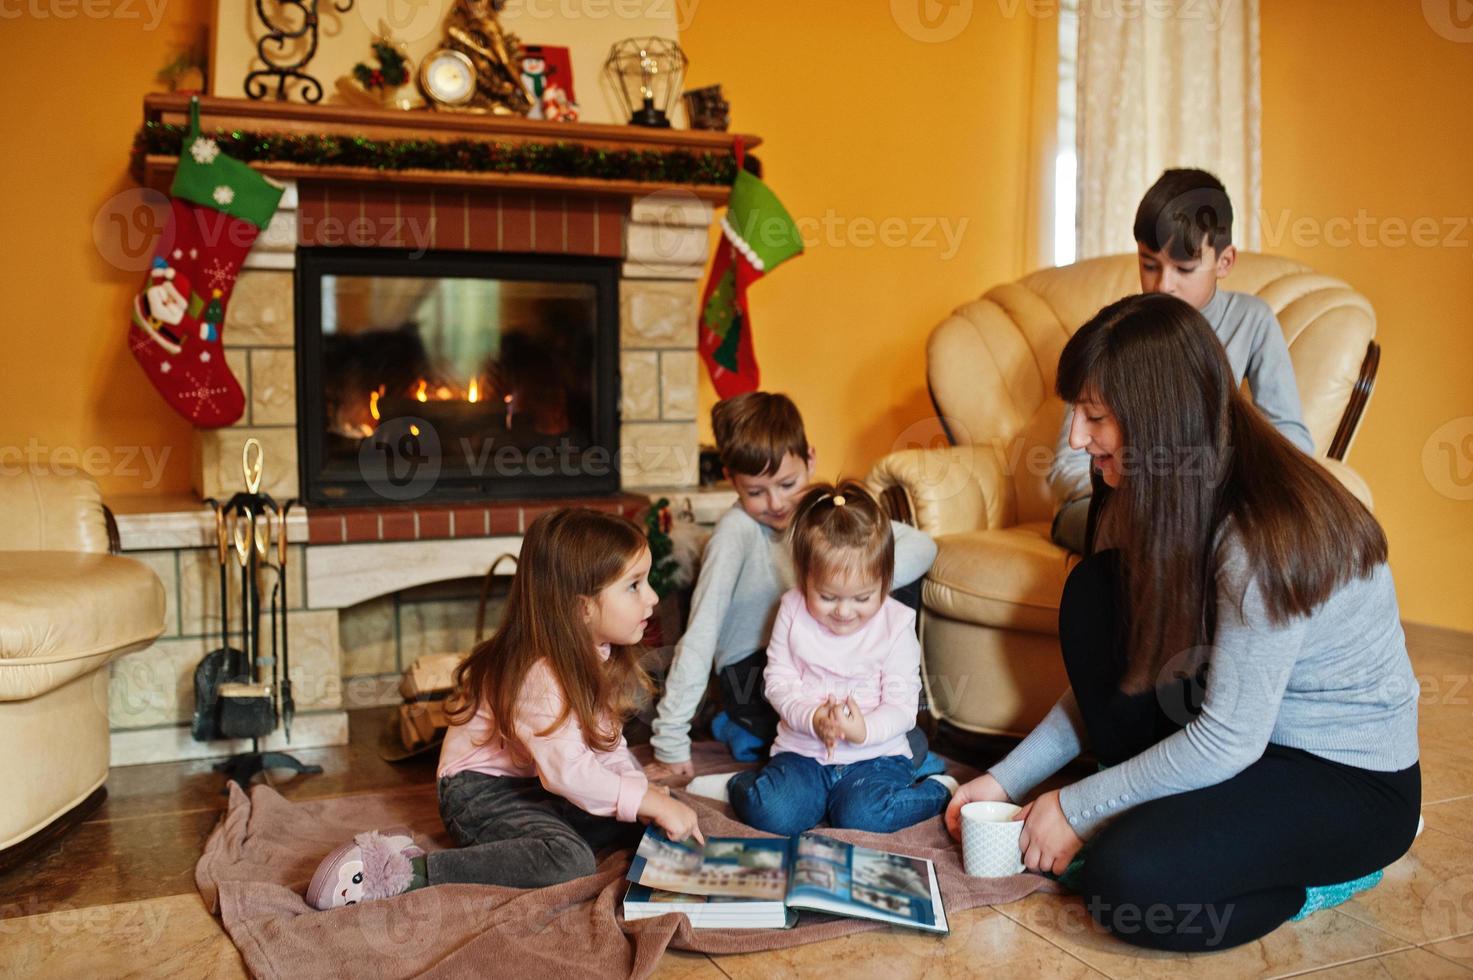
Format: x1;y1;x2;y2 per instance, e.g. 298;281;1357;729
191;438;322;789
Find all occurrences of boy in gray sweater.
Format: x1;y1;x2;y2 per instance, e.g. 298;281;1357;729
646;393;937;780
1050;169;1314;552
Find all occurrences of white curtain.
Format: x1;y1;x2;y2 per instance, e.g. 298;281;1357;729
1075;0;1261;259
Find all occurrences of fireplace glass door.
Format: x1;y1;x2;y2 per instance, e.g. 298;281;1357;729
297;249;620;505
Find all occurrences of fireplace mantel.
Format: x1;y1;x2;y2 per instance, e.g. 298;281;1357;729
137;95;761;202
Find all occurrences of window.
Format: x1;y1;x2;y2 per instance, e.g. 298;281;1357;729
1055;0;1080;267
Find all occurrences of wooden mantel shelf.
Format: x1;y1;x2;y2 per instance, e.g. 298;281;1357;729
139;94;760;202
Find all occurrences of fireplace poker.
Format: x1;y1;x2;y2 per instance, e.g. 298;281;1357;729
253;509;273;687
279;500;296;742
269;575;280;731
255;507;281;727
233;512;253;682
190;499;242;742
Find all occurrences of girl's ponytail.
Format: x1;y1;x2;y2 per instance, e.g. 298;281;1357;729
789;479;894;593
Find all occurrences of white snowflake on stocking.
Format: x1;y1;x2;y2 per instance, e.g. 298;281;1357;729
190;138;220;165
204;257;236;292
213;185;235;206
177;371;229;417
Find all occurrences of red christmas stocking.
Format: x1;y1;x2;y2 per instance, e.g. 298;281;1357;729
129;98;284;428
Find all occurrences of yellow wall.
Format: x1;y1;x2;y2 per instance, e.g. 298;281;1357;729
0;0;212;495
2;1;1046;500
4;3;1465;632
679;1;1054;478
1260;0;1473;631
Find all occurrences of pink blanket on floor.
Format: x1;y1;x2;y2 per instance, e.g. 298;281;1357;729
195;743;1051;979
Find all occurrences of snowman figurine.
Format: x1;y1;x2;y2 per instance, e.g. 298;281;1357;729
520;54;548;120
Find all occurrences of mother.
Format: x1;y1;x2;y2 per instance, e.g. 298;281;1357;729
945;292;1420;952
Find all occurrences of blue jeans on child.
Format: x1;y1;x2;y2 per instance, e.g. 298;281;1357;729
728;751;950;836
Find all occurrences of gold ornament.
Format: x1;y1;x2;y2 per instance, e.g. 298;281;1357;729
425;0;533;115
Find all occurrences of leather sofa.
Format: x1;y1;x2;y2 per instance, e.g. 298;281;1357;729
868;253;1379;736
0;472;165;857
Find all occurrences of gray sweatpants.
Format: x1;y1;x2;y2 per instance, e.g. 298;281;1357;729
428;770;642;888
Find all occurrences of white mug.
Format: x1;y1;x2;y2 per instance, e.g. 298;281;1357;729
961;801;1025;877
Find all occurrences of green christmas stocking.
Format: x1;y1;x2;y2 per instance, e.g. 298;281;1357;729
698;142;803;399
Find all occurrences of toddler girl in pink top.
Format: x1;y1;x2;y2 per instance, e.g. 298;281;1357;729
304;509;703;910
728;482;956;835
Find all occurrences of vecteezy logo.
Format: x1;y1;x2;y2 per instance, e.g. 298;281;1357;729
1155;646;1214;727
1153;186;1232;259
890;0;974;42
1424;0;1473;42
357;0;443;44
632;188;711;274
359;880;445;959
883;415;978;501
359;417;441;501
93;187;172;273
1422;417;1473;501
1422;874;1473;957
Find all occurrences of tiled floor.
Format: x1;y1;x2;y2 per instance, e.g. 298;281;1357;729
1;626;1470;979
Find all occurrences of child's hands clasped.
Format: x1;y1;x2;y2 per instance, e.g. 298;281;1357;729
812;694;867;758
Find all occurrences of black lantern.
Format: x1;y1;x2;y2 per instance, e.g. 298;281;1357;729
603;37;687;128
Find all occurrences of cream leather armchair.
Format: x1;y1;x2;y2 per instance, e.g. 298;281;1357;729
0;472;165;859
868;253;1379;736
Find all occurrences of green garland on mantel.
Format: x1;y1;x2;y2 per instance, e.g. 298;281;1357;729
131;120;739;186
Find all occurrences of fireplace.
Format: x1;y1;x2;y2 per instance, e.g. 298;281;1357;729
110;95;749;767
297;248;621;505
141;96;746;504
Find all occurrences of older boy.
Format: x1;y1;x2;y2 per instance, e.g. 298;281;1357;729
1049;169;1314;552
646;392;938;779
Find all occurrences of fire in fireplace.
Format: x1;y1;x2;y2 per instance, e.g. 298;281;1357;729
296;249;620;505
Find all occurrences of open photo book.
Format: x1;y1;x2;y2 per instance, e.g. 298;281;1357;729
623;827;949;933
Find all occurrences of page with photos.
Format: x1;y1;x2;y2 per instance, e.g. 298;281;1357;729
786;836;947;933
627;829;791;901
786;833;853;902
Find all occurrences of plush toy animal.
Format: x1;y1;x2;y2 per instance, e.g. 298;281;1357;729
306;827;425;910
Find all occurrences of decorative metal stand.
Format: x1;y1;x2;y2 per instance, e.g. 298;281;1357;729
210;439;323;791
244;0;355;104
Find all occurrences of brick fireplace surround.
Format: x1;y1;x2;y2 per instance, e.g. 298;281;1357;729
105;96;748;765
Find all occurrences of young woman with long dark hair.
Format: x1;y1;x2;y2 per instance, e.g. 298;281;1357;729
946;292;1420;951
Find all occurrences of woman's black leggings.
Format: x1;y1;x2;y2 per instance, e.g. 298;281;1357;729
1059;551;1421;952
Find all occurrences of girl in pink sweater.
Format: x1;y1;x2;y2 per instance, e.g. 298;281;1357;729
727;482;956;836
306;509;702;910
